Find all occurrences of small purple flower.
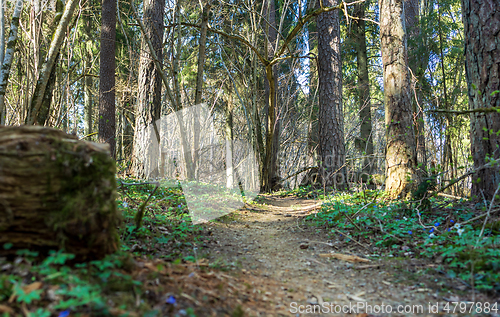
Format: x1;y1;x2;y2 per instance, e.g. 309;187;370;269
408;231;412;235
435;222;440;226
429;228;434;233
58;311;70;317
450;219;454;223
166;295;176;304
447;228;451;232
178;205;182;209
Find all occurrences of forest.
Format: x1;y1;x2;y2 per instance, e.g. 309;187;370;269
0;0;499;315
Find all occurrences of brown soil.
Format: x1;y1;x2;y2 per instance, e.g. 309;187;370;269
195;195;499;316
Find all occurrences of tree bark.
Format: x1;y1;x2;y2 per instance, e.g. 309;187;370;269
83;2;94;139
26;0;79;125
353;1;374;177
261;0;280;192
0;126;120;260
132;0;164;178
404;0;427;174
317;0;346;189
380;0;420;198
193;3;210;180
462;0;500;200
0;0;23;125
99;0;116;158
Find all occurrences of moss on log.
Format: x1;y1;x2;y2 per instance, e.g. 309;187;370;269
0;126;120;260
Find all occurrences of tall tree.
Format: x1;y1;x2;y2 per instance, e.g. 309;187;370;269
0;0;23;125
405;0;427;174
380;0;420;198
193;2;210;179
462;0;500;200
132;0;164;177
99;0;116;157
262;0;280;191
26;0;79;125
352;1;374;178
316;0;346;188
83;0;94;139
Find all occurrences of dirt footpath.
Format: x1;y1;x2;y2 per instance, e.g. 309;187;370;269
201;195;497;316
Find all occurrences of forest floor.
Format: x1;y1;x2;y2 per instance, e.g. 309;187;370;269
193;194;497;316
2;189;500;316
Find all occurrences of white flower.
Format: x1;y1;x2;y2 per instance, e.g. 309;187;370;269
457;228;464;236
356;216;360;221
429;233;435;238
383;212;387;216
123;202;128;208
454;223;461;229
403;217;407;221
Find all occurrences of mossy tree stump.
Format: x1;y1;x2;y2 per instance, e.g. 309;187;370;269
0;126;120;260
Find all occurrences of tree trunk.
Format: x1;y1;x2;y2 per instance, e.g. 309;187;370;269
462;0;500;200
225;95;234;189
193;3;210;180
261;0;280;192
83;2;93;140
317;0;346;189
380;0;420;198
26;0;79;125
0;126;120;260
0;0;23;125
99;0;116;158
0;0;4;67
353;1;374;178
404;0;427;174
132;0;164;178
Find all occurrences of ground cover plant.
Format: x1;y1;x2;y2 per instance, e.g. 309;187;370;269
1;181;499;316
299;188;500;295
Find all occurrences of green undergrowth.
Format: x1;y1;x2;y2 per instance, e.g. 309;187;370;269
0;249;141;316
117;179;205;261
0;178;213;316
296;188;500;294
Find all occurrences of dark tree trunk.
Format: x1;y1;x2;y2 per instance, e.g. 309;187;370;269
462;0;500;200
83;1;93;139
380;0;420;198
261;0;280;192
405;0;428;174
132;0;164;178
353;1;374;178
99;0;116;157
316;0;346;189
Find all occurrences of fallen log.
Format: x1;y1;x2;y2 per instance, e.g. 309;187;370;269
0;126;120;260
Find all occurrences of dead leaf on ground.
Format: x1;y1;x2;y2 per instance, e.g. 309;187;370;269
9;281;43;303
319;253;370;263
0;305;14;314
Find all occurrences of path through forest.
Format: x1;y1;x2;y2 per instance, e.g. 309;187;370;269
198;195;494;316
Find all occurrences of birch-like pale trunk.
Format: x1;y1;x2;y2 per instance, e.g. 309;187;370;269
0;0;5;65
26;0;79;125
0;0;23;125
